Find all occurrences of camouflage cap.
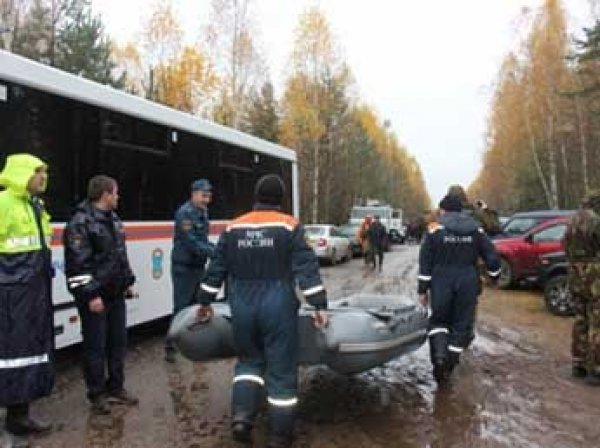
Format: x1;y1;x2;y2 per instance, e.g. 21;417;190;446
447;184;468;204
582;189;600;213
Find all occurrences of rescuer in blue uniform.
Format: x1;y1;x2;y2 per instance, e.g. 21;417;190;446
418;194;501;383
165;179;215;363
197;174;328;448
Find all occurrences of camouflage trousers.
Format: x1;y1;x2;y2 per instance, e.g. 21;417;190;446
569;264;600;374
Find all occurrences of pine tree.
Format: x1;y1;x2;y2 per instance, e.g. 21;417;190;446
242;81;279;143
54;8;122;87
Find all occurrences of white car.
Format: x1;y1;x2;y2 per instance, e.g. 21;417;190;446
305;225;352;265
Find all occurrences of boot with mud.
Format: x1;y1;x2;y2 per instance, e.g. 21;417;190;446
90;396;111;416
429;330;450;384
267;434;293;448
107;389;139;406
5;404;52;436
231;421;253;444
447;351;461;376
164;346;177;364
432;359;450;384
572;364;587;379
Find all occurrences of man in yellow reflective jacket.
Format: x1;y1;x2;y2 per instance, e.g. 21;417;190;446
0;154;54;439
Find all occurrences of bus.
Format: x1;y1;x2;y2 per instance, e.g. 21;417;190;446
349;203;405;243
0;50;299;349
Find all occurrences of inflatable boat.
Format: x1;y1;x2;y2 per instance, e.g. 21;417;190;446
168;294;428;374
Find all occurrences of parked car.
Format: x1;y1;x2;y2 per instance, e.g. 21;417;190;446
338;223;363;257
389;227;406;244
538;251;574;316
497;210;574;239
494;216;569;289
305;225;352;265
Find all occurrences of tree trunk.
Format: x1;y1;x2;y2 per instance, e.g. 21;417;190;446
575;95;590;195
546;115;559;209
312;141;319;223
524;102;553;208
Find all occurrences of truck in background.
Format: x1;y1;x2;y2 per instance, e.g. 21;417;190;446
349;201;405;244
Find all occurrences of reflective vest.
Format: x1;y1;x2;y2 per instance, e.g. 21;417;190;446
0;154;51;254
0;192;51;254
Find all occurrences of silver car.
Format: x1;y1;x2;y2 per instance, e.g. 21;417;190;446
305;225;352;265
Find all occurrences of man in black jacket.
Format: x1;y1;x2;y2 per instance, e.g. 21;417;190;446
63;175;137;415
418;194;500;383
368;215;387;271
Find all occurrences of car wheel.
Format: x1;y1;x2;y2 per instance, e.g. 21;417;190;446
544;274;575;316
498;258;514;289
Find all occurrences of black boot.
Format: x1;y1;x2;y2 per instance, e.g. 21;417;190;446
429;331;450;384
447;351;461;375
231;379;263;444
267;434;293;448
572;364;587;378
231;421;253;444
6;403;52;436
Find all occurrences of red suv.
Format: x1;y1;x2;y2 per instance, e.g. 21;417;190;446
494;217;570;288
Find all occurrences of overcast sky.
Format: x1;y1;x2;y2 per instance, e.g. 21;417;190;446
93;0;594;203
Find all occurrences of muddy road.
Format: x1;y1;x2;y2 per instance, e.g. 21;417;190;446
5;246;600;448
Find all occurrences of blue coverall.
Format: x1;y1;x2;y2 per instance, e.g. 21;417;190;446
198;206;326;442
168;201;215;352
418;211;500;371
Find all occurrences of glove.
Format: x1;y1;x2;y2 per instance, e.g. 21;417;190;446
307;290;327;310
196;286;216;306
197;304;214;322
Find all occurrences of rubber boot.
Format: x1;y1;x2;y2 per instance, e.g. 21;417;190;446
6;403;52;436
572;363;587;379
268;405;295;448
447;351;461;376
429;332;450;384
231;381;263;444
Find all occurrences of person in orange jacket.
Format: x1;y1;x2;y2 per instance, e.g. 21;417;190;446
357;215;374;265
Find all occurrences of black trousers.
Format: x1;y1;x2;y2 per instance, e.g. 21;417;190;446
77;297;127;400
374;249;384;268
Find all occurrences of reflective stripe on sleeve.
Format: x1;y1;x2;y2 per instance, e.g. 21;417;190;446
68;274;93;289
5;235;41;250
201;284;220;294
227;222;295;232
302;285;324;296
488;269;502;277
0;354;49;369
418;275;432;281
233;374;265;386
428;328;449;336
448;345;464;353
267;397;298;407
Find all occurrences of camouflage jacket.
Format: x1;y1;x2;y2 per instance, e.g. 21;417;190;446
564;209;600;263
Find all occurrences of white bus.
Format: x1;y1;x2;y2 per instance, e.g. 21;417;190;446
0;50;299;349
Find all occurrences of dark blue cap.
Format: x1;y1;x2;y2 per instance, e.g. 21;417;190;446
191;179;212;192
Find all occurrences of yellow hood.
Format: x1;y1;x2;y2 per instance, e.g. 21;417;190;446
0;154;48;196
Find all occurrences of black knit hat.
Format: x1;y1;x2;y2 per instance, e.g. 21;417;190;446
439;194;463;212
254;174;285;205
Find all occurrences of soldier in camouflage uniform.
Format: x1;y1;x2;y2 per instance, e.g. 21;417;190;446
565;190;600;384
447;185;502;236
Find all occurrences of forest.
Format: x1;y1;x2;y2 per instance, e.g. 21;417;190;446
0;0;431;223
470;0;600;213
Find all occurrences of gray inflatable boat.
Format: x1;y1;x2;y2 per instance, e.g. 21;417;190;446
168;294;428;374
